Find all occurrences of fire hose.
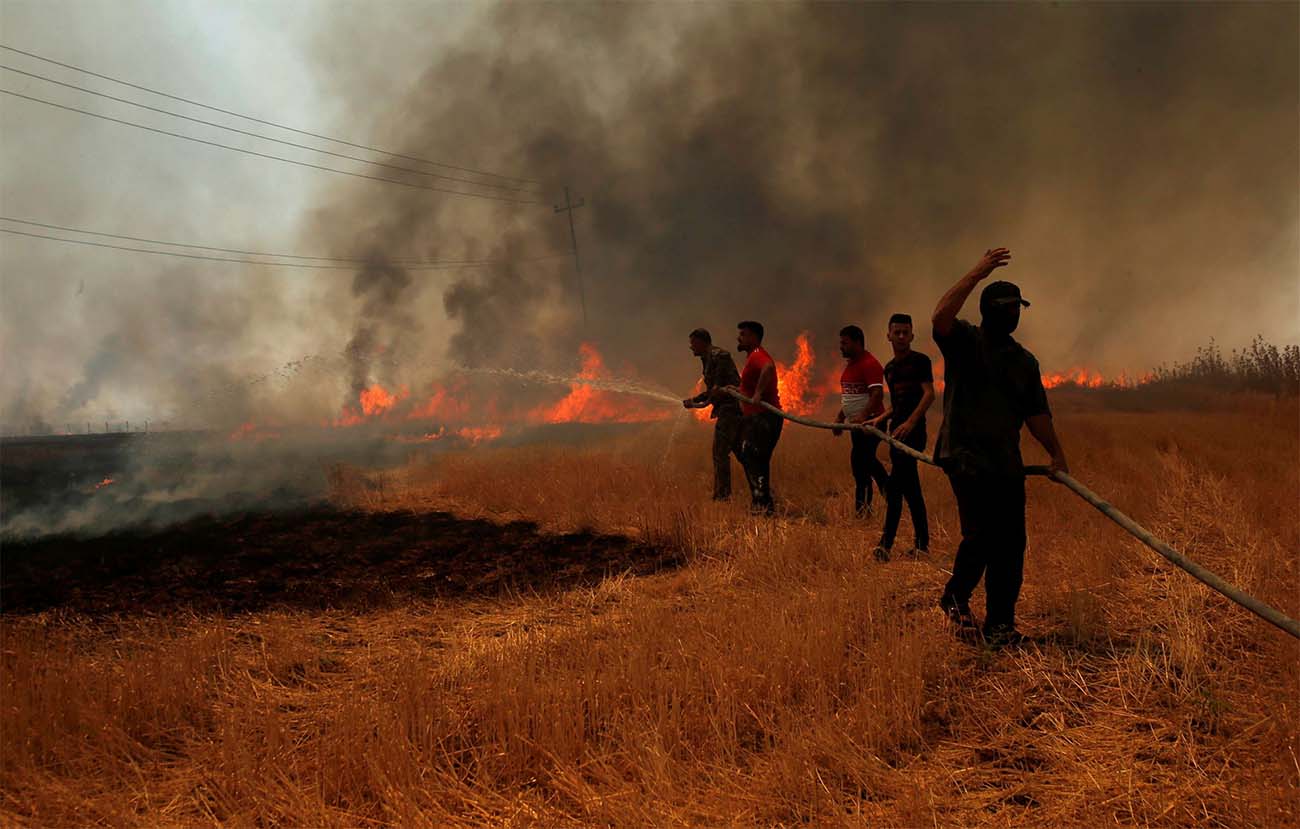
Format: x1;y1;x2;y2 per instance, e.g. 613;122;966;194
718;387;1300;640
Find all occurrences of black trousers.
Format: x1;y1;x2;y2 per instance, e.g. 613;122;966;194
880;431;929;550
849;429;890;512
711;414;744;500
739;412;783;510
942;473;1027;632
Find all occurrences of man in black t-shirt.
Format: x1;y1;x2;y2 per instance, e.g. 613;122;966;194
931;248;1069;648
867;313;934;561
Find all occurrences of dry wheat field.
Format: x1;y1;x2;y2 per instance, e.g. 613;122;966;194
3;393;1298;827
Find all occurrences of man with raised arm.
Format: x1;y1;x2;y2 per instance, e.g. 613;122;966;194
731;320;782;514
931;248;1069;648
683;328;743;501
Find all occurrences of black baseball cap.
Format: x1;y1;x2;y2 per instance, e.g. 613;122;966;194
980;280;1030;312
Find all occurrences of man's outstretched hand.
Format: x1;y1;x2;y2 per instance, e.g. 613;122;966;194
975;247;1011;279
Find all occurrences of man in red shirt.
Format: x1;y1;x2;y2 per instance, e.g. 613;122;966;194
832;325;890;525
733;320;782;513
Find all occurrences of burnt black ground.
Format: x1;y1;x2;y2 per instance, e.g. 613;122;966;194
1;507;680;616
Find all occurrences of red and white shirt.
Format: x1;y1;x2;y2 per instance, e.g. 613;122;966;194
840;352;885;422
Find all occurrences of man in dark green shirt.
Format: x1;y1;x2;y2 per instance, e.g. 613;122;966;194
683;328;743;500
931;248;1069;648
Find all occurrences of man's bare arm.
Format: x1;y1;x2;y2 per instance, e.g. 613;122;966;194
915;382;935;418
932;248;1011;337
1026;413;1069;474
854;387;883;423
892;381;935;440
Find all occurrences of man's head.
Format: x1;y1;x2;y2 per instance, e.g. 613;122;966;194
839;325;865;359
887;313;914;352
689;328;712;357
979;280;1030;337
737;320;764;353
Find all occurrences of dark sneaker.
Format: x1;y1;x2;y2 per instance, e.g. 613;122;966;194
906;547;929;559
939;595;978;632
983;625;1030;649
872;545;891;563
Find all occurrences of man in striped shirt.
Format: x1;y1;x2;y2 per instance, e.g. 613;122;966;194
833;325;889;524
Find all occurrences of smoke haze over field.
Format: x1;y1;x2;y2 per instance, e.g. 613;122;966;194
1;1;1297;431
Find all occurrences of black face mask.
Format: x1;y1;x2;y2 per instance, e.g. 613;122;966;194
981;306;1020;337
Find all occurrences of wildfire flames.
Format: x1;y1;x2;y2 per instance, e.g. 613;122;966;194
323;342;672;446
227;340;1157;448
774;332;824;416
335;383;411;427
1040;367;1155;390
94;477;115;490
532;343;672;425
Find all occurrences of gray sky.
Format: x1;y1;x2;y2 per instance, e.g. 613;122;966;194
1;2;1296;431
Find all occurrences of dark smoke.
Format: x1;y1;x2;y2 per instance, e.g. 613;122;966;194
306;2;1298;384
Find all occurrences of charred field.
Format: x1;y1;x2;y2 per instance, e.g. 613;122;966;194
2;390;1297;827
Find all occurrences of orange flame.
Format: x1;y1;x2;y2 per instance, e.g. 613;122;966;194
94;477;115;490
408;382;470;422
534;343;672;424
931;359;1154;392
1041;367;1106;390
360;383;408;416
1040;367;1155;389
335;383;410;426
775;332;824;416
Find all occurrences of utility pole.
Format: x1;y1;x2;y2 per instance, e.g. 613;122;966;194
554;186;588;327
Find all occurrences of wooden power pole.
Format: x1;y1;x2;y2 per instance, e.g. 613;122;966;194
554;186;588;326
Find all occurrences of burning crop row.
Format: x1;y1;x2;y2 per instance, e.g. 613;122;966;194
227;337;1160;447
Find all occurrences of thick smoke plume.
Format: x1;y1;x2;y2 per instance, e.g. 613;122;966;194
304;2;1297;391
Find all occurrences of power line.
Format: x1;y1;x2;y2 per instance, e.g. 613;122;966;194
0;216;541;266
0;43;538;186
1;88;547;206
0;64;540;195
0;227;567;270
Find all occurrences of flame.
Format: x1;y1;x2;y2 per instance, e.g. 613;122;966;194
931;359;1154;392
534;343;672;424
1040;367;1155;389
1041;367;1106;390
94;477;115;490
774;332;824;416
360;383;408;416
335;383;410;427
408;381;470;422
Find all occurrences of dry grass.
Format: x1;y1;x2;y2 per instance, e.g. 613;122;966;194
3;397;1298;826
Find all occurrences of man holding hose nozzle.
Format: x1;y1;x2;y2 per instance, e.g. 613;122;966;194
682;328;743;501
932;248;1069;648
